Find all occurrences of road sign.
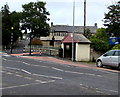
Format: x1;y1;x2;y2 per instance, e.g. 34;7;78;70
109;37;119;45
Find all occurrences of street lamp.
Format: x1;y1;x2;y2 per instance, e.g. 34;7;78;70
72;0;75;61
10;27;14;54
29;29;32;55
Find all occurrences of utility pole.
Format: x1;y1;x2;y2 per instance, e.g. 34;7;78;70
72;0;75;61
84;0;86;35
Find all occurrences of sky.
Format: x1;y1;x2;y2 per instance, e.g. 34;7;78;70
0;0;119;28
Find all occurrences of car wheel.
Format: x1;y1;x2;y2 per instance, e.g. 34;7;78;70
96;60;103;67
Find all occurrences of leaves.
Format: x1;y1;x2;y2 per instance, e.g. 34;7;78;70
21;1;50;37
2;4;21;46
104;1;120;37
90;28;111;53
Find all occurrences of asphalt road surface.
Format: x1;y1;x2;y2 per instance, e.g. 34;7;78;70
1;54;119;96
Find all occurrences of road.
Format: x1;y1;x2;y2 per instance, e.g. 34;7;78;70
1;53;119;95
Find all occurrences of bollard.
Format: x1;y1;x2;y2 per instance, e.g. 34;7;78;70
39;49;42;56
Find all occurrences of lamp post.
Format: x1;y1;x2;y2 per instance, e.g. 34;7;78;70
29;29;32;55
10;27;14;54
72;0;75;61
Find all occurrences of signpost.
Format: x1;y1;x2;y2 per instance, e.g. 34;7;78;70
109;37;120;45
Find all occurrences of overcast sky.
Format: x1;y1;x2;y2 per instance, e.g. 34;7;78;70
0;0;119;28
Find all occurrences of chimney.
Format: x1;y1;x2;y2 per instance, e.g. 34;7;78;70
94;23;97;27
51;22;53;27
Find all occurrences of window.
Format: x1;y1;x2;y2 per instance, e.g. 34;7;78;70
105;51;115;56
114;51;120;56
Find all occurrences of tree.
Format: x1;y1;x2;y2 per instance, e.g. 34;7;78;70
90;28;111;53
2;3;12;46
104;1;120;37
84;28;92;39
21;1;50;38
1;4;22;47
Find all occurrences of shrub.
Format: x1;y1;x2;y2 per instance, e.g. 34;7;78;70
112;44;120;50
29;38;42;46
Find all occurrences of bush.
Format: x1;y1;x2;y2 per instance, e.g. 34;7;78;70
29;38;42;46
90;39;110;53
112;44;120;50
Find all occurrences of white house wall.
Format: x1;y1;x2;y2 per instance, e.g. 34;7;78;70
76;43;90;61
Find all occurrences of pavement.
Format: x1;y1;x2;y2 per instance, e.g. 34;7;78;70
8;52;119;73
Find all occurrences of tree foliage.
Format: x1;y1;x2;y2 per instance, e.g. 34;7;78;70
84;28;92;39
21;1;50;37
1;4;22;47
104;1;120;37
90;28;111;53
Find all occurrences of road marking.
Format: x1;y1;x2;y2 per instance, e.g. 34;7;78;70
33;73;63;80
65;70;103;77
15;74;22;77
22;62;30;65
3;66;63;81
65;71;84;75
4;66;21;71
81;86;88;90
6;72;13;75
35;80;55;84
79;83;118;95
52;67;64;72
24;77;32;80
109;90;118;93
21;69;31;74
1;83;41;90
96;90;104;94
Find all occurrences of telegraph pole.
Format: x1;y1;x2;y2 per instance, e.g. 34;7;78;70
84;0;86;35
72;0;75;61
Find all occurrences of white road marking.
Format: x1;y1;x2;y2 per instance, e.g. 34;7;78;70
2;58;7;60
24;77;32;80
4;66;21;71
65;70;103;77
6;72;13;75
109;90;118;93
35;80;55;84
96;90;104;94
22;62;30;65
33;73;63;80
21;69;31;74
65;71;84;75
15;74;22;77
52;67;64;72
3;66;63;80
81;86;88;89
1;83;40;90
79;83;118;94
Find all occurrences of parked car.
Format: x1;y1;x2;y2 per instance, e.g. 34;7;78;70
96;50;120;70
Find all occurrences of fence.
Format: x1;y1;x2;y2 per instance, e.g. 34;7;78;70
23;45;59;56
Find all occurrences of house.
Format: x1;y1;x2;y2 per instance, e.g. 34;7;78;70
51;22;97;37
40;36;64;47
61;33;91;61
40;22;97;47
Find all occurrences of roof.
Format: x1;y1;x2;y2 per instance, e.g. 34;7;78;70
40;36;64;41
52;25;97;34
61;33;91;44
